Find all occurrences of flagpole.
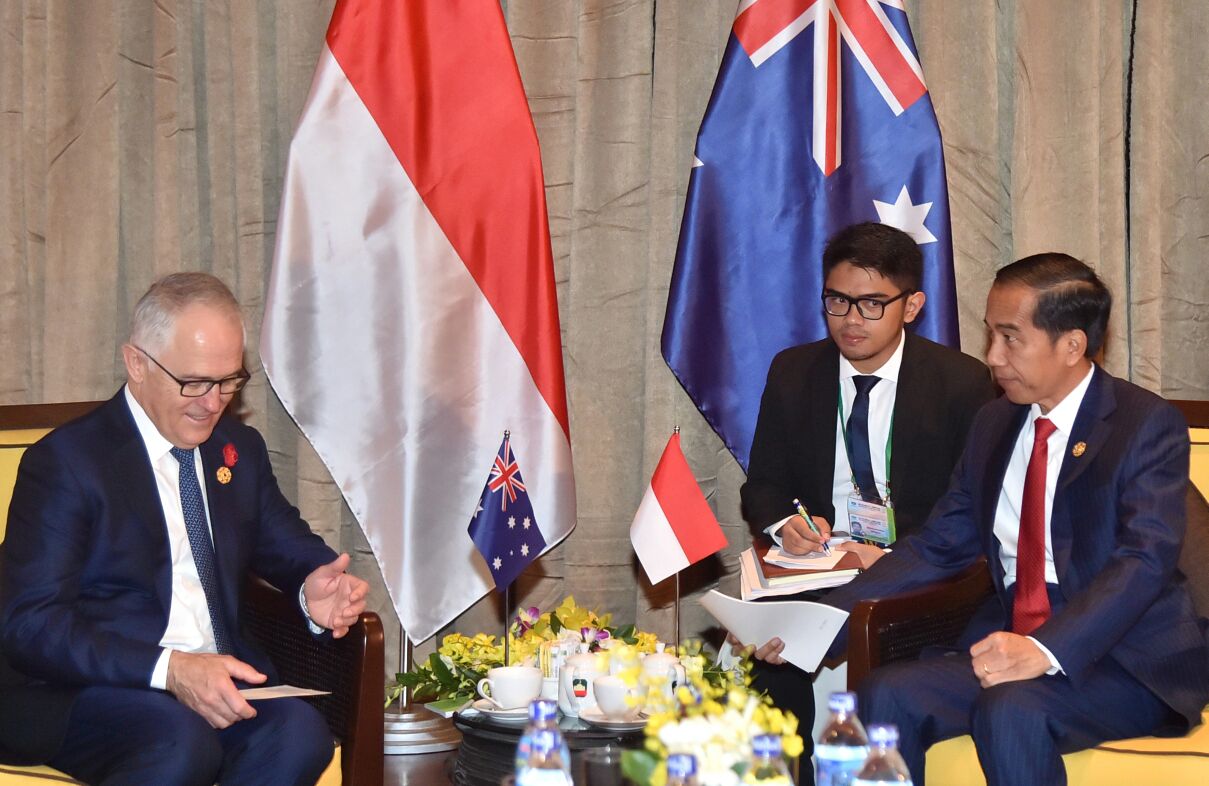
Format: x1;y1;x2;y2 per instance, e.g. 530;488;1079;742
503;429;512;668
504;581;512;667
673;425;681;650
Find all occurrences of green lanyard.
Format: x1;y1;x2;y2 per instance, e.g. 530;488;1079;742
837;386;894;499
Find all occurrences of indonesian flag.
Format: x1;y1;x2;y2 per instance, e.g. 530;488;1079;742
630;434;728;585
261;0;576;644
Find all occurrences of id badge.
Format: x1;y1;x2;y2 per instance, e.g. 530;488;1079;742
847;495;896;546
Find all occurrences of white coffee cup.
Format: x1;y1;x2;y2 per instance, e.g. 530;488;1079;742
593;674;641;720
476;665;542;710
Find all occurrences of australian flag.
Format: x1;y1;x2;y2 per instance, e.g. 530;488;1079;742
662;0;959;470
468;434;547;591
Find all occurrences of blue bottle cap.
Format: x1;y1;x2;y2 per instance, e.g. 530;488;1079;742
667;753;697;777
752;734;782;757
529;698;558;722
867;724;899;746
828;691;857;714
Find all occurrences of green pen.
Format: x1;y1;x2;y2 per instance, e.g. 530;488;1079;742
792;498;831;556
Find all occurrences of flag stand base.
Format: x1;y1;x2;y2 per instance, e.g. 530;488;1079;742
383;706;461;755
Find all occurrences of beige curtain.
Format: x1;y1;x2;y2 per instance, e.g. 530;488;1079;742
3;1;1207;676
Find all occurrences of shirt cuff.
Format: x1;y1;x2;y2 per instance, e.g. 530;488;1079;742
1027;636;1064;675
151;647;173;690
764;515;795;547
298;586;326;635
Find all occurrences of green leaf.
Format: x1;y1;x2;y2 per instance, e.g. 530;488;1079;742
429;653;456;688
621;749;659;786
614;624;638;644
394;672;426;689
550;614;562;634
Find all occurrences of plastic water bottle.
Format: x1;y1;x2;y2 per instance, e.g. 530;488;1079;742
816;691;869;786
666;752;701;786
516;727;573;785
514;699;570;777
742;733;794;784
852;724;912;785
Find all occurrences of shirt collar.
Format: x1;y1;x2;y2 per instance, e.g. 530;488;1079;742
838;330;905;384
1029;364;1096;436
124;384;177;463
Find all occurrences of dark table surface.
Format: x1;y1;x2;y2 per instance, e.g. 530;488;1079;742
450;709;644;786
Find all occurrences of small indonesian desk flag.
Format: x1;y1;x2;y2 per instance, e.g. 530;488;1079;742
630;433;728;584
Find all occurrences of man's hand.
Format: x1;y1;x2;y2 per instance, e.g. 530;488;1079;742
726;632;787;665
835;541;886;569
970;632;1051;688
166;651;265;729
303;553;369;638
780;514;832;556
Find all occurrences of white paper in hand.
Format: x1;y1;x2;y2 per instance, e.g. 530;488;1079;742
700;589;848;672
239;684;330;700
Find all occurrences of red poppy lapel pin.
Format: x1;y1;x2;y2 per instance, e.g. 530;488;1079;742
217;442;238;484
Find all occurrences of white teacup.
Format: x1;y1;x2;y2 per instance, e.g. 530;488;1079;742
593;674;641;720
476;665;542;710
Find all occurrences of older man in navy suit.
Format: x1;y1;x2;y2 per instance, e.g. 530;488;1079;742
813;254;1209;785
0;273;369;785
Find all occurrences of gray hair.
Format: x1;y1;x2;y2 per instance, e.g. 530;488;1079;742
130;272;245;352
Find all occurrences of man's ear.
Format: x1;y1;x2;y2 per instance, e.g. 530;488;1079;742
903;290;927;324
1062;330;1088;365
121;344;145;383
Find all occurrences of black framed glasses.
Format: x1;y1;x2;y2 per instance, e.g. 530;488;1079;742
136;346;250;397
822;289;913;320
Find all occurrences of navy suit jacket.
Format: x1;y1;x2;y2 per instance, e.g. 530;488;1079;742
0;391;337;763
741;332;996;538
824;366;1209;728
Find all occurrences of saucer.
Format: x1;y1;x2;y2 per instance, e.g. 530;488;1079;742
579;706;646;731
469;698;529;721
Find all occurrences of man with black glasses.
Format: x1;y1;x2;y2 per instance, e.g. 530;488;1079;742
0;272;367;786
735;222;996;769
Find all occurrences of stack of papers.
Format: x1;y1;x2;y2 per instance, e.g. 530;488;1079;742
700;590;848;672
739;541;862;600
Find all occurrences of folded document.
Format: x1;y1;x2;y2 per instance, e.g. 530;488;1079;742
700;590;848;672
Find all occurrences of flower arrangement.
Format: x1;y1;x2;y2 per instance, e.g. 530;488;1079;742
621;651;803;786
386;595;659;709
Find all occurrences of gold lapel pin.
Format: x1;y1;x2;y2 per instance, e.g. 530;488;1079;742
1072;442;1087;457
216;466;233;484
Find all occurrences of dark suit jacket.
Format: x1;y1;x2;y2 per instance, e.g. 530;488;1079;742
825;366;1209;728
741;332;996;538
0;391;337;763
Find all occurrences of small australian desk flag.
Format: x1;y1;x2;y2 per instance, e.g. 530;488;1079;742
468;433;547;591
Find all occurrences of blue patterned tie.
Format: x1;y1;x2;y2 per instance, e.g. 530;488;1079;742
847;375;882;503
170;447;234;655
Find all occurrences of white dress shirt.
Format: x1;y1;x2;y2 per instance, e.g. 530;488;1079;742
768;331;904;542
992;364;1095;672
124;386;219;689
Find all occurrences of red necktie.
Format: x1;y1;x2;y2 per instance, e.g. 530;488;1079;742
1012;417;1057;635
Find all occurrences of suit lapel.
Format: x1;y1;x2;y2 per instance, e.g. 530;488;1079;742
982;404;1029;590
200;428;242;630
889;334;923;492
103;393;174;612
1052;367;1114;578
807;345;842;519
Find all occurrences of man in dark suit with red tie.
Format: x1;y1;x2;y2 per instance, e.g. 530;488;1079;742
821;254;1209;785
0;273;369;785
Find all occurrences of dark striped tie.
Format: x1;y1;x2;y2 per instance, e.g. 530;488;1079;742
170;447;234;655
848;375;882;502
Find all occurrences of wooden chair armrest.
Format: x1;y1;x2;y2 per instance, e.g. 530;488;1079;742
242;578;384;786
846;559;993;690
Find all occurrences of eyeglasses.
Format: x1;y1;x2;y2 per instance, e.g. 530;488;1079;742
822;289;913;321
136;346;250;397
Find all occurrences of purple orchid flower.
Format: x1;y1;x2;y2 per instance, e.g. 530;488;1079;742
580;626;611;649
512;606;542;636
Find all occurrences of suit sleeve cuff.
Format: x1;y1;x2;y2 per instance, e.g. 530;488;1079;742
151;648;173;690
298;586;325;635
1027;636;1064;675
